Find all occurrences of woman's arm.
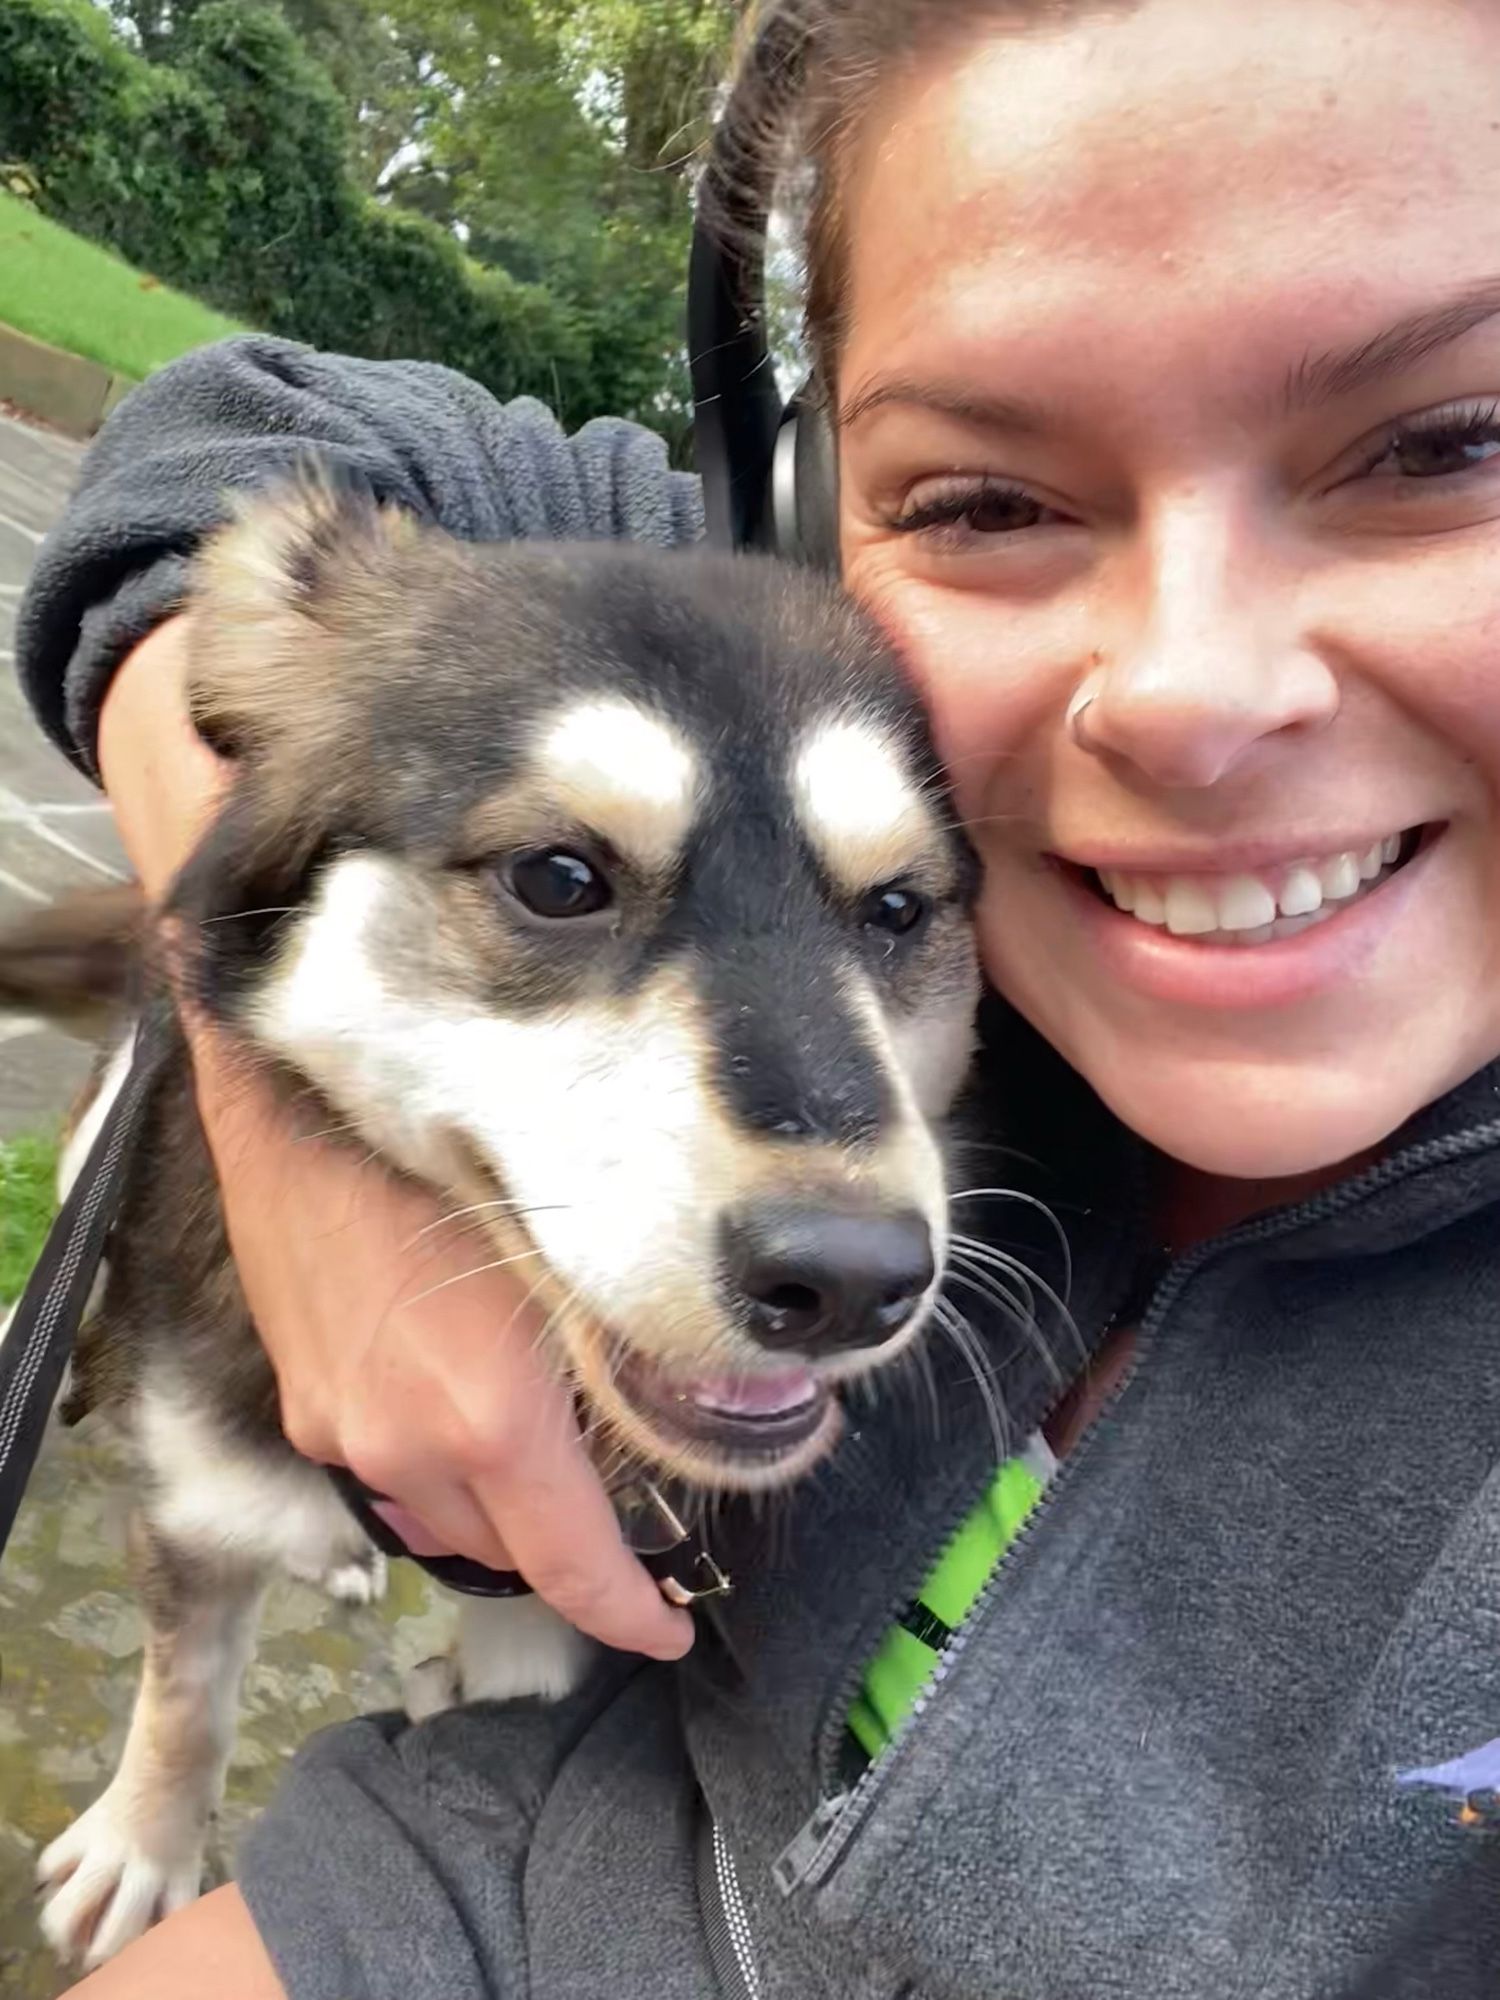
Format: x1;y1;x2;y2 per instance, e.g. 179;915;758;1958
67;1888;283;2000
21;334;701;775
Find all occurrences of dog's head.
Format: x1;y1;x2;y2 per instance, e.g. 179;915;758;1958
175;471;980;1490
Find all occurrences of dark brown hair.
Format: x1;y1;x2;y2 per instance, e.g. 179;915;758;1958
708;0;1130;390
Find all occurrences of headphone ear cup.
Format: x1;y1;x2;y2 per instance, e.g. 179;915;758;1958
769;376;840;570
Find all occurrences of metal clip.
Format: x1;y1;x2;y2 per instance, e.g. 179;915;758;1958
621;1478;733;1604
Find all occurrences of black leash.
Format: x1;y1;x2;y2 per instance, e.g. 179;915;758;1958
0;1007;172;1561
0;1013;731;1611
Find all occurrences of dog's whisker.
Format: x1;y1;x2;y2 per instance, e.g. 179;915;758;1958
948;1189;1074;1302
952;1232;1072;1328
944;1262;1047;1366
416;1197;561;1231
400;1246;548;1309
950;1235;1054;1314
934;1301;1010;1456
942;1267;1066;1393
951;1138;1049;1177
529;1286;583;1364
944;1240;1088;1384
931;1299;1009;1462
403;1199;571;1256
948;1236;1085;1371
915;1339;944;1439
945;1262;1031;1330
954;810;1027;832
948;1239;1038;1324
291;1120;365;1146
508;1266;563;1329
882;1338;944;1442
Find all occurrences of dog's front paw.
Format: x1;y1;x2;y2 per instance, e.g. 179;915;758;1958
400;1600;592;1722
37;1787;204;1968
403;1652;462;1721
321;1548;388;1605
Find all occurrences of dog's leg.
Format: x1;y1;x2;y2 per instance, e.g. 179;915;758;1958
37;1513;268;1969
403;1594;593;1720
318;1547;389;1604
283;1542;389;1605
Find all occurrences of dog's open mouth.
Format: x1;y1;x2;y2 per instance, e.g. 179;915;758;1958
611;1346;836;1461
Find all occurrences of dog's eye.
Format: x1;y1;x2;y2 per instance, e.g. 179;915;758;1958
861;886;928;936
508;848;612;919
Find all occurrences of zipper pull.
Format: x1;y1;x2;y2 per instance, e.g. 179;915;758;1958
772;1791;851;1897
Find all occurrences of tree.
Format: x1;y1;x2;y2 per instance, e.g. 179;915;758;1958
367;0;739;449
94;0;744;442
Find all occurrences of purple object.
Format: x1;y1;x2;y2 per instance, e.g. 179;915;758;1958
1396;1737;1500;1798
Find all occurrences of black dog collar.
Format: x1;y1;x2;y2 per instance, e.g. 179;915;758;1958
326;1463;732;1606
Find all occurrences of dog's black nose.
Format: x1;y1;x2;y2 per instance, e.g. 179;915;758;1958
723;1203;934;1357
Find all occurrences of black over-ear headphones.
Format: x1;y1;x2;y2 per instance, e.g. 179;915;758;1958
687;8;840;567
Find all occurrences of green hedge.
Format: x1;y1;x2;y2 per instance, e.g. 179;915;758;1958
0;0;595;413
0;1132;57;1306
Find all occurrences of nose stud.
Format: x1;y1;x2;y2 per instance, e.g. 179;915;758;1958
1067;685;1100;751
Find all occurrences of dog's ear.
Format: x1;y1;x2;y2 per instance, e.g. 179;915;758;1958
189;462;417;761
166;784;333;1024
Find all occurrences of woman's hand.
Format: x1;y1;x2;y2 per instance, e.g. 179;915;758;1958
96;619;691;1660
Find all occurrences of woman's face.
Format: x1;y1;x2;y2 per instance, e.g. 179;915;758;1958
838;0;1500;1177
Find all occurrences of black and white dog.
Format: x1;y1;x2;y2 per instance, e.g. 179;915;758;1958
1;471;983;1966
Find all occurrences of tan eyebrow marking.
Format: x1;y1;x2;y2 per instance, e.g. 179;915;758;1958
532;697;700;872
793;718;936;894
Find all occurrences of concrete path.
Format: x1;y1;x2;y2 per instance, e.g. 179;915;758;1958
0;411;441;1998
0;412;122;1136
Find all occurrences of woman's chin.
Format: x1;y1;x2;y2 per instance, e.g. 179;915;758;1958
1083;1052;1430;1184
985;868;1497;1185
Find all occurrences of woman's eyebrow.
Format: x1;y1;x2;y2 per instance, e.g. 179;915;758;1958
843;281;1500;435
839;379;1047;435
1285;276;1500;412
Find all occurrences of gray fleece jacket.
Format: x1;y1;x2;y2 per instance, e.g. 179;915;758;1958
19;338;1500;1999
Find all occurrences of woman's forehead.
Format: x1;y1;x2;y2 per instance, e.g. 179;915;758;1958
839;0;1500;397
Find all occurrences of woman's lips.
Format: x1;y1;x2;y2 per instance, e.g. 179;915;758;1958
1048;824;1444;1010
1087;830;1414;939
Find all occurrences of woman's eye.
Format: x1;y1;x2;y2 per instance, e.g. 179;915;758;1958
890;480;1062;541
860;885;928;937
508;848;612;919
1357;402;1500;483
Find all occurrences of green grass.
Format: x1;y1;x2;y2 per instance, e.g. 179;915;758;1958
0;1132;59;1305
0;190;245;383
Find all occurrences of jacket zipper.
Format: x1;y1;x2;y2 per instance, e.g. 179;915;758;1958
700;1810;764;1999
772;1114;1500;1899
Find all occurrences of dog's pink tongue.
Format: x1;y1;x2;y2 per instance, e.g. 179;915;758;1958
686;1368;818;1417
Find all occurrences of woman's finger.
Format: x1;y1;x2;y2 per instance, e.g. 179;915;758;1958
469;1430;694;1661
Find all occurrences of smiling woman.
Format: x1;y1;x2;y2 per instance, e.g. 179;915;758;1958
16;0;1500;1996
826;0;1500;1180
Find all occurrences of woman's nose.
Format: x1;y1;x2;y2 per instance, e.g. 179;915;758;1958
1076;501;1339;789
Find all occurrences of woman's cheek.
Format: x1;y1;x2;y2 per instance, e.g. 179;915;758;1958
1309;542;1500;773
846;560;1045;810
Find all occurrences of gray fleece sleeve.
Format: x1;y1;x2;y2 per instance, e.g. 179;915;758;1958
16;335;703;777
235;1663;688;2000
237;1706;539;2000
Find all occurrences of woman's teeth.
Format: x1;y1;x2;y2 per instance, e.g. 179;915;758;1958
1096;834;1407;946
